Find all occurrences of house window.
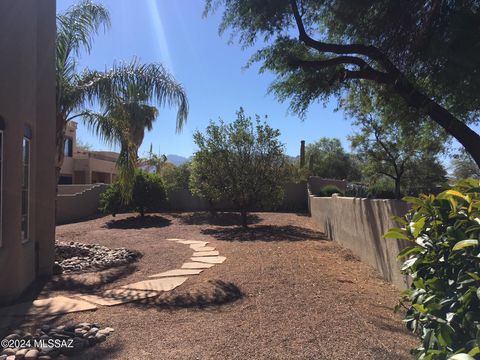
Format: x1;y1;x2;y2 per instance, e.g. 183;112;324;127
64;137;73;157
21;136;30;242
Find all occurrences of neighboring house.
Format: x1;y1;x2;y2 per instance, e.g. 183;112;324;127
0;0;56;303
59;121;119;184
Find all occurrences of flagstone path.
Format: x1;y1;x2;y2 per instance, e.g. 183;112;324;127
0;239;225;317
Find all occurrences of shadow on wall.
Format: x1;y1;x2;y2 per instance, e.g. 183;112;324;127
309;194;410;288
171;212;261;226
202;224;327;242
103;215;172;229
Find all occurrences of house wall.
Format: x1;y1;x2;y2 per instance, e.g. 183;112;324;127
0;0;56;304
309;194;410;289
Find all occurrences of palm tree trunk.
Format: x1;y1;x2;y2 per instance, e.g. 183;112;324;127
55;113;67;182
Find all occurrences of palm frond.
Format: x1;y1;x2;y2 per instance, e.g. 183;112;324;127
80;59;189;132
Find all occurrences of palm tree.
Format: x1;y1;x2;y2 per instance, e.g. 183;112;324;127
83;60;189;200
56;0;110;180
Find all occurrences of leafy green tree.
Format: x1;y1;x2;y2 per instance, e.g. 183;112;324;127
139;147;168;174
346;85;446;198
305;138;360;181
452;150;480;181
190;108;287;227
56;0;110;179
83;60;188;200
205;0;480;167
161;162;192;194
403;155;448;196
99;170;166;218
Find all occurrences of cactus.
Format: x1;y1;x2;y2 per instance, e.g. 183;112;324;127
300;140;306;168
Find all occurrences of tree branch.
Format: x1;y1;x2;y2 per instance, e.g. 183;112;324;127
290;0;400;75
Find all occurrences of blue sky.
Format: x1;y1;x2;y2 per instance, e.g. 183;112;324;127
57;0;478;162
57;0;354;158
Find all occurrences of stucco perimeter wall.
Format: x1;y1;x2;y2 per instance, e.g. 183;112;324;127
57;185;108;225
167;182;308;212
58;184;98;195
309;194;411;289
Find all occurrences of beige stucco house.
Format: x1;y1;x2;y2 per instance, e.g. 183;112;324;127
0;0;56;303
60;121;119;184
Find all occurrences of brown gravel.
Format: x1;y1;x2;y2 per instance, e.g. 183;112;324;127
13;212;418;359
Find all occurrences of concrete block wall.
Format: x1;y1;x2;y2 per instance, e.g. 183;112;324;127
309;194;411;289
56;184;108;225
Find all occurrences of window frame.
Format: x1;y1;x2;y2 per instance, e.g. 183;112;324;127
21;136;31;243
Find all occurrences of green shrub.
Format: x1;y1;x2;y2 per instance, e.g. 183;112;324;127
345;183;369;198
100;170;166;217
385;179;480;360
322;185;343;196
99;182;125;216
368;182;398;199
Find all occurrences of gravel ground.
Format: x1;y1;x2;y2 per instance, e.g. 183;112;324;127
12;212;418;359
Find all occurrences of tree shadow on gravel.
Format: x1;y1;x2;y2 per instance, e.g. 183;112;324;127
172;212;261;226
45;264;138;293
126;280;244;310
201;225;327;242
104;215;171;229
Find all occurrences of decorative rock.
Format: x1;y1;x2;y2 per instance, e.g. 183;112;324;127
14;349;28;359
24;349;39;360
95;333;106;343
1;323;113;359
4;333;20;341
1;349;15;356
55;241;141;274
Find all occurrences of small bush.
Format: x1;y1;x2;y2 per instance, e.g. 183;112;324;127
385;179;480;359
313;185;343;197
368;182;398;199
99;182;125;216
100;170;166;217
321;185;343;197
345;183;369;198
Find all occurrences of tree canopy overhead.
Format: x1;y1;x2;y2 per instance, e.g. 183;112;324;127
205;0;480;166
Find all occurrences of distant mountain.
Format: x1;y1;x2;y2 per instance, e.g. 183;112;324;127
166;154;190;166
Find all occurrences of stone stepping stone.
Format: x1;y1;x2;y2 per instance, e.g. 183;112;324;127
74;289;159;306
121;277;188;292
190;256;226;264
148;269;203;278
190;245;216;251
192;251;220;257
182;262;215;269
176;240;208;246
0;296;97;317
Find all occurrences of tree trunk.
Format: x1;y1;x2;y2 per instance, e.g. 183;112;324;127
240;210;248;228
392;80;480;168
55;112;67;183
394;178;401;199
